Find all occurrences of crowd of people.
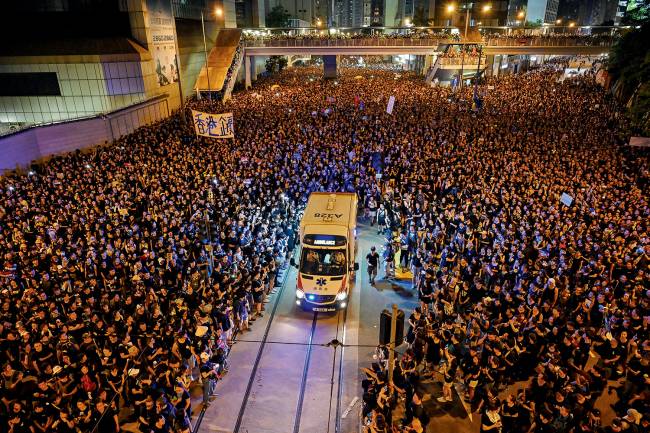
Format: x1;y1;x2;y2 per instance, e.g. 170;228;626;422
0;55;647;433
0;80;299;431
439;45;484;58
242;30;456;43
222;44;243;95
482;32;617;47
356;66;649;432
340;56;405;71
242;29;618;48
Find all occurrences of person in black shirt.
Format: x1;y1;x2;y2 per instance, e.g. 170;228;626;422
501;395;520;433
366;247;380;285
92;400;118;433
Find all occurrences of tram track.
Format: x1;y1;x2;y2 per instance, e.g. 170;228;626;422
293;313;318;433
231;263;294;433
192;259;354;433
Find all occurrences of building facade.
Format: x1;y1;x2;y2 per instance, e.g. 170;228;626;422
0;0;238;133
430;1;509;27
526;0;560;23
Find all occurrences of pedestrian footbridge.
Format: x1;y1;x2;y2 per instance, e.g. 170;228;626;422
240;35;613;87
194;28;618;95
242;36;613;57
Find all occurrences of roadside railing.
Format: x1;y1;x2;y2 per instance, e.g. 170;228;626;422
242;36;616;49
484;37;615;47
222;45;244;101
439;56;486;66
243;38;449;48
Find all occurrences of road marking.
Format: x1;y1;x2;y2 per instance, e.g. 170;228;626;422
293;312;319;433
341;396;359;419
232;265;293;433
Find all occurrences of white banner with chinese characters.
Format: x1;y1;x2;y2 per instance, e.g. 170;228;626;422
191;110;235;139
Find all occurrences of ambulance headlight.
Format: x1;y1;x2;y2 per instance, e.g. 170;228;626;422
336;291;348;301
296;289;305;299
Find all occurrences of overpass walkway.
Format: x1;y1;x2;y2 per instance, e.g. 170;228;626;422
242;36;614;56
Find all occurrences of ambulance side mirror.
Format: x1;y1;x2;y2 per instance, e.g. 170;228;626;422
290;258;296;267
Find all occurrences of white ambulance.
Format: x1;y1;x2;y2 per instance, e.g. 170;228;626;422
292;192;358;311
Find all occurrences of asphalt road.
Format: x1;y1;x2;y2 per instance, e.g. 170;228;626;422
194;222;474;433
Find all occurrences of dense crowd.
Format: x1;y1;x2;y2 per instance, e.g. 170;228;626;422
242;30;618;47
222;44;243;94
0;82;299;431
0;58;647;433
357;67;649;432
242;30;456;42
483;32;618;44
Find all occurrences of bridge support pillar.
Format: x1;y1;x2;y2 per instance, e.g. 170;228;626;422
484;55;495;77
245;56;252;89
323;55;337;79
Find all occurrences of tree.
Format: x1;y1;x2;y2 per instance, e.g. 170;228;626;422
266;5;290;28
265;57;277;73
524;19;543;28
623;0;650;25
412;7;431;27
277;57;288;71
265;56;288;73
608;21;650;134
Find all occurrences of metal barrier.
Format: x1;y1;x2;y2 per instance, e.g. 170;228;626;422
484;37;615;47
439;56;486;66
243;38;450;48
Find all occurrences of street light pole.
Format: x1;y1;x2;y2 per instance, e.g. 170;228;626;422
201;10;212;102
460;44;465;89
387;304;398;384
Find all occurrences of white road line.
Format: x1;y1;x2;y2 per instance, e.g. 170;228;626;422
341;396;359;419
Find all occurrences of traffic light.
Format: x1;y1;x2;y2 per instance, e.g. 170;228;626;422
379;308;404;345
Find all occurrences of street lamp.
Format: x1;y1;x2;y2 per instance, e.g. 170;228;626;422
446;3;455;28
200;10;212;101
199;7;224;101
479;4;491;31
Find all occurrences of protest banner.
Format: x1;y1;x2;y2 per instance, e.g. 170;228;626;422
629;136;650;148
560;193;573;207
386;96;395;115
191;110;234;139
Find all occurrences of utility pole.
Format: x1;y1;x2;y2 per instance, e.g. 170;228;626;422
460;44;465;89
170;6;186;125
201;10;212;101
387;303;398;384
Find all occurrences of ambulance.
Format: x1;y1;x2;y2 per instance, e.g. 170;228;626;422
292;192;358;311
